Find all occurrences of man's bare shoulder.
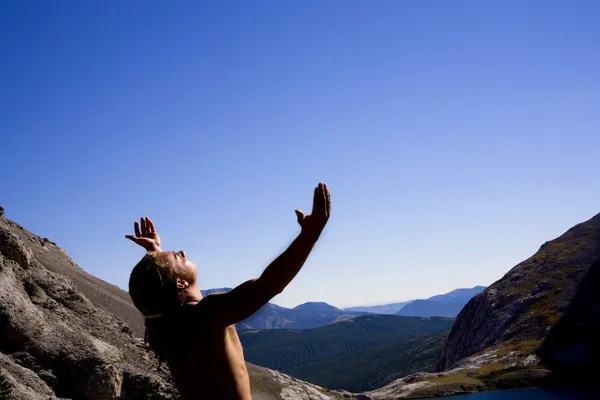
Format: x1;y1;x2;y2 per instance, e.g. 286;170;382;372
180;294;228;325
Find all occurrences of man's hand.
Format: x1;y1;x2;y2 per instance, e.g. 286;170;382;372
295;182;331;239
125;216;162;252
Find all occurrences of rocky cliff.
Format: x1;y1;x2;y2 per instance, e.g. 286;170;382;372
437;212;600;371
0;213;353;399
537;256;600;380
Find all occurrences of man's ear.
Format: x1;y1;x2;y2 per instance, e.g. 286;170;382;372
176;278;190;290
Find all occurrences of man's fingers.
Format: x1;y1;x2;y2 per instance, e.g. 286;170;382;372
295;209;305;225
324;183;331;218
134;221;141;238
320;182;327;216
126;235;141;245
126;235;155;252
315;182;326;216
311;186;319;215
148;218;155;234
312;183;325;215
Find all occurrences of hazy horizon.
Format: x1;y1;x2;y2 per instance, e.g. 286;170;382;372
3;1;600;308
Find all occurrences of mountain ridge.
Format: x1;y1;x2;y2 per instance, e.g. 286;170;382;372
397;285;486;318
342;301;413;314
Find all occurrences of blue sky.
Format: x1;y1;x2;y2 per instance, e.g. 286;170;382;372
2;1;600;308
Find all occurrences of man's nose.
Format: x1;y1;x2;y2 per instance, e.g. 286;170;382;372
178;250;186;258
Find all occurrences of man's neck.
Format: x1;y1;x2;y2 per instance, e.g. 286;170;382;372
182;285;203;304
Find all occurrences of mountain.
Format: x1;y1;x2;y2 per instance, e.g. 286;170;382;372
361;212;600;399
293;301;339;313
238;314;455;392
200;287;232;296
437;214;600;370
0;213;353;400
428;286;487;301
285;301;366;329
342;288;486;317
397;286;486;318
342;300;413;314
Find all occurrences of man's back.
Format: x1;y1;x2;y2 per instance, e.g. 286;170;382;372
165;303;251;400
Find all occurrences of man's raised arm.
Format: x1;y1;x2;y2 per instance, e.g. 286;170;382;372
201;182;331;327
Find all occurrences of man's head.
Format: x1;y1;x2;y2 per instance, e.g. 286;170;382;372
154;250;199;289
128;250;201;318
128;250;202;366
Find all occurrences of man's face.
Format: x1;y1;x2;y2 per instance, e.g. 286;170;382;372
155;250;198;284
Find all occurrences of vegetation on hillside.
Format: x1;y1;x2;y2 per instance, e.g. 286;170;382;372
239;314;454;392
289;331;449;392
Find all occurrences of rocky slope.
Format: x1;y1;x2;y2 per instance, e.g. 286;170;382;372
437;212;600;371
0;213;353;399
537;256;600;380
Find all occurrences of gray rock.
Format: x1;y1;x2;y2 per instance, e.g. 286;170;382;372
0;352;57;400
437;212;600;371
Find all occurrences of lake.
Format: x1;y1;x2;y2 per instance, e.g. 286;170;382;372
427;387;597;399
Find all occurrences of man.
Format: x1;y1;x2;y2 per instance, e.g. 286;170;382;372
126;182;331;399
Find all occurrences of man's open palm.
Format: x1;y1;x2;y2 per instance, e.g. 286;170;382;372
125;216;162;252
295;182;331;238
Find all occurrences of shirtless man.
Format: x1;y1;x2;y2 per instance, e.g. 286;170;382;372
126;182;331;399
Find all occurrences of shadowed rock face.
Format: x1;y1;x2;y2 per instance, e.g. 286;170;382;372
0;215;351;400
537;257;600;379
437;212;600;371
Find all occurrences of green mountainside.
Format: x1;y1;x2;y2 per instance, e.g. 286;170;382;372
288;331;449;392
239;314;454;391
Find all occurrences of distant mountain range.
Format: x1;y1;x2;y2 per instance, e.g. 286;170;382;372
396;286;486;318
342;301;413;315
201;286;485;329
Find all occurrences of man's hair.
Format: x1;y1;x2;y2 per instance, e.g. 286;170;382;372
128;252;187;367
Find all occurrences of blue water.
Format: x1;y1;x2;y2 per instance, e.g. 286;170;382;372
426;387;597;399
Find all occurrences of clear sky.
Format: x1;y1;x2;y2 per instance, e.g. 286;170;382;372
2;1;600;308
